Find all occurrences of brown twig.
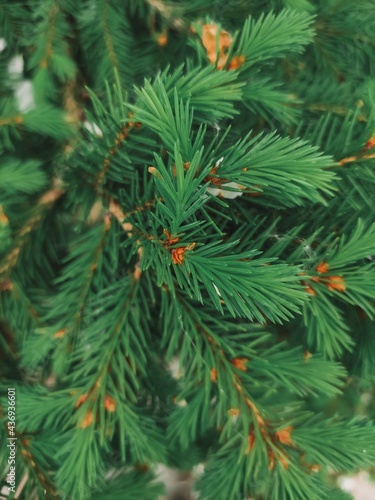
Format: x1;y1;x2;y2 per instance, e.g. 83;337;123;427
108;198;144;281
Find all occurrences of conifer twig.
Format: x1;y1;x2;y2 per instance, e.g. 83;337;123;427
108;198;143;280
0;180;63;276
338;151;375;166
95;124;129;188
39;1;59;69
20;437;56;498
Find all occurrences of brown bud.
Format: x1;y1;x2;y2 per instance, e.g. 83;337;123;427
75;394;88;408
364;137;375;151
54;328;67;339
171;243;195;265
227;55;245;70
245;432;255;453
327;275;346;292
309;464;322;473
104;395;116;412
316;261;329;274
78;410;93;428
304;351;312;361
275;426;294;446
210;368;218;382
231;358;248;371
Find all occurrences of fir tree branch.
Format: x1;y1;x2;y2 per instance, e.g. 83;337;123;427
0;181;63;277
108;198;143;281
19;436;56;499
0;114;23;126
172;294;287;467
38;1;59;70
72;213;112;324
102;0;120;72
307;103;367;122
96;124;131;189
338;151;375;166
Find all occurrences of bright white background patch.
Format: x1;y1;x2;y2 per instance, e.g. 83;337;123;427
83;120;103;138
8;55;23;75
206;157;244;199
14;80;34;112
207;181;244;199
0;38;7;52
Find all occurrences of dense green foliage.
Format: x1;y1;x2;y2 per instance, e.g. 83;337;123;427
0;0;375;498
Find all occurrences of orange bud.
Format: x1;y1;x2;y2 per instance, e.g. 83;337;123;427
171;243;195;265
75;394;88;408
275;426;294;446
163;229;180;246
304;351;312;361
157;33;168;46
227;55;245;70
245;432;255;453
210;368;218;382
231;358;248;371
148;166;162;179
201;24;233;70
228;408;240;417
305;285;316;296
316;261;329;274
309;464;322;473
171;247;186;265
364;137;375;151
327;275;346;292
79;410;93;428
104;395;116;412
54;328;67;339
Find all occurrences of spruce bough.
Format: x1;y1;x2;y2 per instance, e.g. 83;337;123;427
1;1;375;499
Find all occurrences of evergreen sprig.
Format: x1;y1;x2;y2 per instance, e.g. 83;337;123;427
1;1;375;499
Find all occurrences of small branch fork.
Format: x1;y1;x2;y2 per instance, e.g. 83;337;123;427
204;326;321;473
175;296;320;473
200;324;290;469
